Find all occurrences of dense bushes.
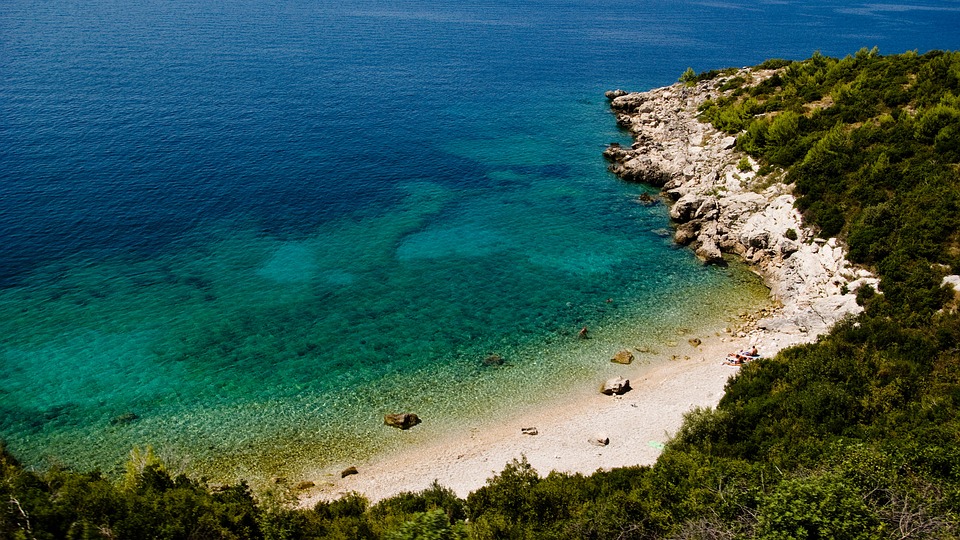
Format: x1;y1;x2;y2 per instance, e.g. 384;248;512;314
0;446;477;539
0;447;263;539
702;49;960;320
4;51;960;539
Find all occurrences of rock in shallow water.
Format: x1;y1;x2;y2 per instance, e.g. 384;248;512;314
611;350;634;364
384;413;421;430
695;238;724;265
110;412;139;425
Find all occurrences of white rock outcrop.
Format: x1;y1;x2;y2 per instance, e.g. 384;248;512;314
943;274;960;292
604;71;880;349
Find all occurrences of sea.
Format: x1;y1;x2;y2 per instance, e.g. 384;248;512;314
3;0;959;483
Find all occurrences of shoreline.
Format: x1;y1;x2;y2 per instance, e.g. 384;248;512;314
297;71;874;506
298;323;760;505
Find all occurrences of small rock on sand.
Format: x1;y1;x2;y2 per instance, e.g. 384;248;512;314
589;434;610;447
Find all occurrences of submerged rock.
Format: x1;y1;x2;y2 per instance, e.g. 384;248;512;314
637;192;659;206
340;467;358;478
110;412;139;425
384;413;421;430
611;350;634;364
482;354;505;367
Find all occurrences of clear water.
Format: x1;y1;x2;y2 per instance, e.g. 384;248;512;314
2;0;959;482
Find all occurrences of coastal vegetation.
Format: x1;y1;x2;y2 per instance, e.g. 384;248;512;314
4;50;960;539
697;49;960;325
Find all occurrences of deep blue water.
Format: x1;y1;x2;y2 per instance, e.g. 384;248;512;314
2;0;959;480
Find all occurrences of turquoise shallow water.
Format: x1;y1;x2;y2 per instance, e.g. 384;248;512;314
2;0;960;482
0;129;771;480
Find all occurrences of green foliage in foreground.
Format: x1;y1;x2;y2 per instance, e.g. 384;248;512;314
4;50;960;539
1;448;469;539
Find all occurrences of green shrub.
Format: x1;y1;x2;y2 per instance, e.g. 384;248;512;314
385;510;466;540
757;473;882;540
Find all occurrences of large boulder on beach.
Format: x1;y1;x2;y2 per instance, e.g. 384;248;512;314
384;413;421;430
589;434;610;446
601;376;631;395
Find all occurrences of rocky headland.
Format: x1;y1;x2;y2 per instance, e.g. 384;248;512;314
604;69;878;351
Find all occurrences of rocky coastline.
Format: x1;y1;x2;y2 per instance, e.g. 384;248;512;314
298;72;883;504
603;70;878;351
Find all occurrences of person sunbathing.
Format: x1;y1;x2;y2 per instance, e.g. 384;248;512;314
725;347;760;366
